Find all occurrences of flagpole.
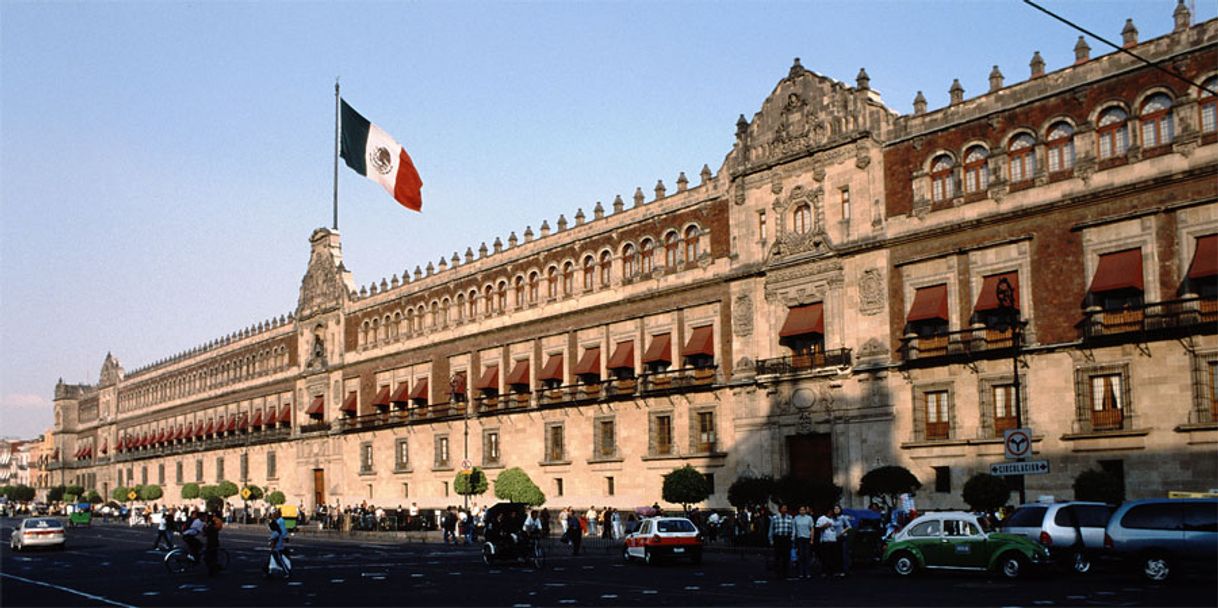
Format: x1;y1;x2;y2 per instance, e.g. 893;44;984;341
333;77;340;231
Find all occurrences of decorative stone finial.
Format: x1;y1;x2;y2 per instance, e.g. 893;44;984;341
425;262;434;276
465;247;474;263
360;285;368;297
700;164;712;184
1121;18;1138;47
676;172;688;192
492;238;502;254
508;232;518;248
1174;0;1191;32
557;214;568;231
402;269;411;283
1074;36;1091;64
949;79;964;105
380;277;389;290
856;67;870;90
654;180;666;200
913;91;927;115
451;252;461;266
988;65;1004;92
612;195;624;213
369;282;378;295
633;187;645;208
479;242;488;258
788;57;805;79
594;201;606;219
391;274;400;288
437;257;448;272
523;226;534;242
1030;51;1045;78
539;220;550;237
414;266;423;280
736;114;749;139
574;208;586;225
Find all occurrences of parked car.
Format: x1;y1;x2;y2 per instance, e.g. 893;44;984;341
10;517;66;551
1000;501;1113;573
883;511;1049;579
1104;498;1218;582
623;516;703;565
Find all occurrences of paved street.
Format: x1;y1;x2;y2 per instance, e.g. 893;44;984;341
2;519;1215;607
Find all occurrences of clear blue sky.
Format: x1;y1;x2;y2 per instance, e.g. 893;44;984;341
2;0;1210;438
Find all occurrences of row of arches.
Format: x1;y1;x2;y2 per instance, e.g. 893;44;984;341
120;345;290;412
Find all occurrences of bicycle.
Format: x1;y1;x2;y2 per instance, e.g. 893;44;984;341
164;546;231;574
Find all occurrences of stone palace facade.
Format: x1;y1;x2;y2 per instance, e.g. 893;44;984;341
48;6;1218;510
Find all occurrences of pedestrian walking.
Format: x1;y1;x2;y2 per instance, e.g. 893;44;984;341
152;508;174;550
565;508;583;556
792;506;815;579
768;504;795;580
815;508;839;577
204;509;224;577
266;507;292;578
832;505;853;576
585;506;598;538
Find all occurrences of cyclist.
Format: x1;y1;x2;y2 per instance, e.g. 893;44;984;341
267;508;291;577
181;510;205;561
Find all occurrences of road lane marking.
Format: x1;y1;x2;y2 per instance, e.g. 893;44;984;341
0;573;139;608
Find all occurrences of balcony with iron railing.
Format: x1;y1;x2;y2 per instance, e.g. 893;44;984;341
755;348;853;376
472;365;721;415
900;326;1020;366
1082;296;1218;342
113;427;293;462
333;401;468;433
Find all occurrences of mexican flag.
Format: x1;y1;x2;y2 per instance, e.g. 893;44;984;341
340;99;423;212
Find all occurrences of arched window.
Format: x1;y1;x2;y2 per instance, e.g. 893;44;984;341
455;294;465;321
359;321;369;348
792;204;812;234
664;232;680;267
1202;77;1218;134
440;299;450;326
1140;93;1174;148
684;225;701;261
599;251;612;286
930;154;955;202
640;239;654;274
528;272;539;303
583;255;595;291
562;262;574;296
1097;107;1129;160
496;281;507;312
370;318;380;344
390;313;400;338
622;244;637;278
1046;122;1075;173
547;266;558;299
469;290;478;318
429;302;438;328
484;285;495;313
1007;133;1036;183
382;315;392;341
963;145;989;193
514;276;526;307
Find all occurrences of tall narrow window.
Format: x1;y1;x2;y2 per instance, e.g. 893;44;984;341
394;439;409;470
1007;133;1036;183
484;431;500;464
963;145;989;193
840;187;851;222
485;286;495;313
697;411;717;452
562;262;573;296
684;226;701;261
176;461;183;484
1097;107;1129;160
622;244;637;278
1139;93;1174;148
665;232;680;267
435;435;450;468
924;391;950;440
360;442;373;474
469;290;478;318
496;281;507;312
514;276;525;307
598;419;616;458
1201;77;1218;134
528;272;539;303
758;211;768;241
930;154;955;202
216;457;225;482
547;424;565;462
640;239;654;274
599;251;612;286
653;414;674;455
792;204;812;234
1090;374;1124;430
582;256;595;291
267;451;277;479
992;384;1017;437
547;267;558;299
1046;124;1073;168
196;459;203;482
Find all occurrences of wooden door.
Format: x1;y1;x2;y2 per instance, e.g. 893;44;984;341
313;468;325;507
786;433;832;484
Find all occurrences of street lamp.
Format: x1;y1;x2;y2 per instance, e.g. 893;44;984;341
453;373;470;511
995;277;1026;505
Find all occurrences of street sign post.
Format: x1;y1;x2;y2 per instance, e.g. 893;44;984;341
990;460;1050;476
1003;428;1033;460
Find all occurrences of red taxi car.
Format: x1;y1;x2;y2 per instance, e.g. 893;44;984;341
623;516;702;565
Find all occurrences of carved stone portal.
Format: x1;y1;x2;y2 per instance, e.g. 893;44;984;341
858;268;885;316
733;295;754;337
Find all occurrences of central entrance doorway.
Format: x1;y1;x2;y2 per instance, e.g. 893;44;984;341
313;468;325;507
786;433;833;484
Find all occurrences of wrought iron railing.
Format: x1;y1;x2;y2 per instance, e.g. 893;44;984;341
755;349;853;375
1082;297;1217;340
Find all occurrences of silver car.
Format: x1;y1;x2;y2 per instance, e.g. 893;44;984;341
1000;501;1113;573
10;517;67;551
1104;498;1218;582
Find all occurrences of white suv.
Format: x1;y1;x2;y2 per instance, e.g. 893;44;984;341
1000;501;1113;573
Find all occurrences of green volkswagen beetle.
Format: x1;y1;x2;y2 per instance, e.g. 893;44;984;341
883;511;1050;579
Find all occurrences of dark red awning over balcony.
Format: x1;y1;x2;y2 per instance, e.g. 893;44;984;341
475;366;499;391
306;396;325;416
906;284;949;322
539;354;564;381
607;340;634;370
409;378;429;401
372;386;391;407
683;325;715;357
780;303;824;337
340;392;358;413
1089;248;1144;293
506;360;531;386
1187;234;1217;280
390;383;411;404
973;272;1020;312
573;347;600;376
642;333;672;364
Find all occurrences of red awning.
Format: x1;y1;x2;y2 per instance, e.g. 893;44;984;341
642;333;672;363
252;410;263;427
906;284;949;322
238;412;249;429
1187;234;1217;280
226;416;238;432
116;437;125;452
278;403;291;424
409;377;428;402
372;386;391;408
683;325;715;357
450;372;467;396
779;303;825;337
1089;248;1144;293
539;353;564;382
192;422;202;438
306;395;325;416
74;447;82;459
205;420;215;435
390;382;411;404
573;347;600;376
340;391;358;413
607;340;635;370
409;378;429;401
506;360;530;386
101;438;107;454
973;272;1020;312
475;366;499;390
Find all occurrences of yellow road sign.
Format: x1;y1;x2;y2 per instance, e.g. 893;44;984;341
127;491;137;501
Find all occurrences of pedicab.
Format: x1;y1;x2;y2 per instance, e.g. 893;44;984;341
481;502;544;568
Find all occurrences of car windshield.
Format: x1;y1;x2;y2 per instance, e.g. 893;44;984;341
656;519;696;533
1001;506;1047;528
26;518;63;529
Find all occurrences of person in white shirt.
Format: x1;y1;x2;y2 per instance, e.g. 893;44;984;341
585;507;598;537
815;507;841;576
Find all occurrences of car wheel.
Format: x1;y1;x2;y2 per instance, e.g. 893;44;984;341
10;539;19;552
644;549;655;566
999;554;1026;579
1141;554;1171;582
622;546;631;562
892;552;917;576
481;543;494;566
1070;551;1092;575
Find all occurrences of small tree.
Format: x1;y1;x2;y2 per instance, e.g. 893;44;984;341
140;484;164;502
48;486;67;502
65;484;85;498
858;465;922;509
217;480;239;503
8;485;35;502
494;467;546;506
267;491;286;506
728;475;775;509
85;490;103;504
962;473;1011;512
180;482;200;500
111;486;130;502
242;485;265;501
773;475;842;512
455;468;489;497
199;485;220;502
1073;469;1124;504
663;465;712;513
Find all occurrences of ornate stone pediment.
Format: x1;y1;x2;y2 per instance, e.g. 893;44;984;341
764;260;844;304
297;228;354;320
99;353;123;387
